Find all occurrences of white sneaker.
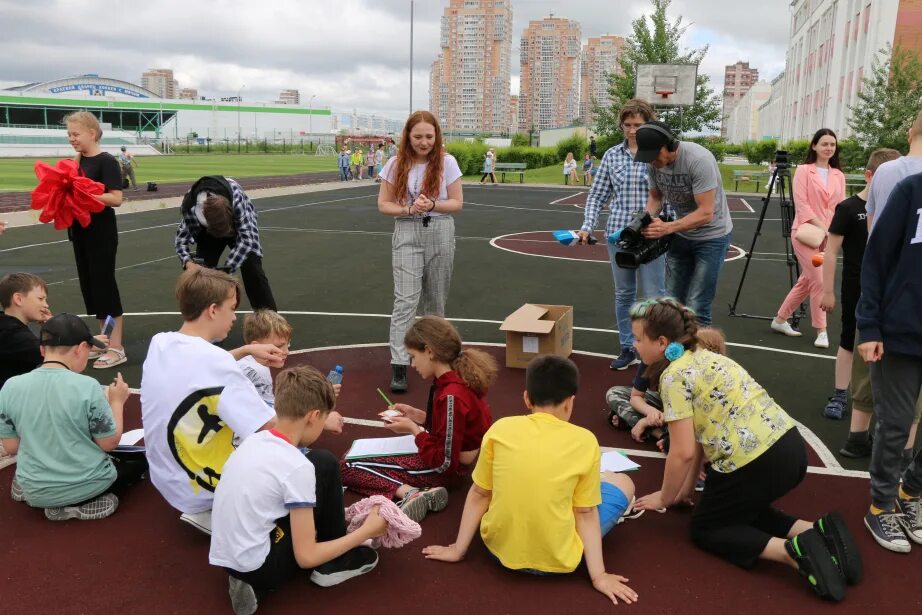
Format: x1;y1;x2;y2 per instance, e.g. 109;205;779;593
180;510;213;535
814;332;829;348
771;319;802;337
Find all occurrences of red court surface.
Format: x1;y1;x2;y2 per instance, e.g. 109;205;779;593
492;231;744;263
1;345;915;614
553;192;755;213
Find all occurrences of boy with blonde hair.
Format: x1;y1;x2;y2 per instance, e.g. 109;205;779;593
211;365;385;613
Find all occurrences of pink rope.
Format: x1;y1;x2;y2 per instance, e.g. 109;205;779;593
345;495;422;549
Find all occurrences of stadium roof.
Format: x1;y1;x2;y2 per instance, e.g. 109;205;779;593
4;75;159;98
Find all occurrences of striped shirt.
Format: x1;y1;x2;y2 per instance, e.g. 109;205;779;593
580;141;665;236
175;177;263;273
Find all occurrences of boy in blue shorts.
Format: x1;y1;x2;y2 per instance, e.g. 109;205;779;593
423;355;638;605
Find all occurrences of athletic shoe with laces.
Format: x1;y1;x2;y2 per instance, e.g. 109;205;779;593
814;332;830;348
839;435;872;459
609;348;640;371
896;497;922;545
814;512;863;584
823;394;847;420
11;478;24;502
310;546;379;587
228;576;258;615
180;510;213;535
784;529;846;601
771;319;802;337
864;509;910;553
44;492;118;521
398;486;449;523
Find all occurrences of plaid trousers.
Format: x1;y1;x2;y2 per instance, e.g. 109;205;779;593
389;216;455;364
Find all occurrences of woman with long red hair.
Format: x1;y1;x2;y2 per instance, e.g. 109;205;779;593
378;111;463;392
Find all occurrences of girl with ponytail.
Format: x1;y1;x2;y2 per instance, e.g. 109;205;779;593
341;316;496;523
630;298;862;601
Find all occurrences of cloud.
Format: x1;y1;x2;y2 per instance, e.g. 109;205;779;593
0;0;789;122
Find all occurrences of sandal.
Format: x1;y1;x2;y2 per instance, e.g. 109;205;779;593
93;347;127;369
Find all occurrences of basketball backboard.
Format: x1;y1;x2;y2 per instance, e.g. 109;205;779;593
634;63;698;107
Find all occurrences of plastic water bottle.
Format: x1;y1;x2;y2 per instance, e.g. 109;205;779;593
327;365;344;385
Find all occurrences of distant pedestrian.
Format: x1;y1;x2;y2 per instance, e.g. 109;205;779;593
116;146;137;190
480;150;496;184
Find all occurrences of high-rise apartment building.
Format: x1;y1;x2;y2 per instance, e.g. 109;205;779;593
178;88;198;100
141;68;177;99
519;17;582;132
508;94;519;135
278;89;300;105
782;0;922;140
429;0;513;134
580;35;625;126
721;61;759;138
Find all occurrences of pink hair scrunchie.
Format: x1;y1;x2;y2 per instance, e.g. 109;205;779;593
345;495;422;549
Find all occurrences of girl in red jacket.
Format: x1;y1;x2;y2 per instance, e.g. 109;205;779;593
341;316;497;522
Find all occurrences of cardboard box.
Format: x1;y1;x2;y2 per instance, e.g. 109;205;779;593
499;304;573;368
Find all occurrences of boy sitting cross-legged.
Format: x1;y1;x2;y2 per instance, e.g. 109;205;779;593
0;313;147;520
210;365;386;614
423;355;638;605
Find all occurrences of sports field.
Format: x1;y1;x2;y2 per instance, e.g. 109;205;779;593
0;181;909;613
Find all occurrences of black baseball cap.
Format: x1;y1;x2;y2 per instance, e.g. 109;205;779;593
40;313;106;349
633;121;675;163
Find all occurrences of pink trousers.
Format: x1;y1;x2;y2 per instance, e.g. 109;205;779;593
777;236;825;329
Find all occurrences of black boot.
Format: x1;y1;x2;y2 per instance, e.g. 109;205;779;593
390;364;408;393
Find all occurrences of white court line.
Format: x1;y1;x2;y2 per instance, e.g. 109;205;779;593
46;255;177;286
260;226;495;241
739;198;756;213
467;201;581;214
549;192;585;205
283;341;864;479
105;310;837;362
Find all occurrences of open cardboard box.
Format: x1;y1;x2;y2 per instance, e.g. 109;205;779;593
499;303;573;368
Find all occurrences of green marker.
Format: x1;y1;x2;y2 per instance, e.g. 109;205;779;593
376;388;394;407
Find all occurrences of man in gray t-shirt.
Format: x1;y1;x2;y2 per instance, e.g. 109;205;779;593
867;111;922;231
633;121;733;325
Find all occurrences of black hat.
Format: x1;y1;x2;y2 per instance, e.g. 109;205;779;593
40;314;106;349
633;121;676;163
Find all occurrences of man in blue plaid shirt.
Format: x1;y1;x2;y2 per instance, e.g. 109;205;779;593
578;100;666;370
175;175;277;310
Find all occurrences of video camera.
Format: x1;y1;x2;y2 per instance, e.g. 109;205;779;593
773;150;790;171
609;211;673;270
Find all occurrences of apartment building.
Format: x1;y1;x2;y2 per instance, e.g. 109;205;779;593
519;16;582;132
580;35;625;126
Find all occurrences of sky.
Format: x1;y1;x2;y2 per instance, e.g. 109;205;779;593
0;0;790;120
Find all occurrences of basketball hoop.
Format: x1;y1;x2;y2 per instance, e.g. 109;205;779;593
655;90;674;100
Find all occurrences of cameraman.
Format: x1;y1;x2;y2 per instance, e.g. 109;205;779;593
634;121;732;325
578;99;667;370
175;175;277;311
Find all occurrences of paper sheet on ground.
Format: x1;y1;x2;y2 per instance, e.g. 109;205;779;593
345;434;418;459
600;450;641;473
119;428;144;446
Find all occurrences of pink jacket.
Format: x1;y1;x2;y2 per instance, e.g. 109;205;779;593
792;163;846;232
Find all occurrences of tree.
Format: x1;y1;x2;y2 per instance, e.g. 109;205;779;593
593;0;722;139
848;44;922;152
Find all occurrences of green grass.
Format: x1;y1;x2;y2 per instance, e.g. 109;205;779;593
0;154;338;192
465;162;769;192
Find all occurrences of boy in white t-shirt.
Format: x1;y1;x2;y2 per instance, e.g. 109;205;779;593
210;365;386;613
141;269;287;534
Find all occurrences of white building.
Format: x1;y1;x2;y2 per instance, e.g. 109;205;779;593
724;81;772;143
782;0;922;141
758;72;787;140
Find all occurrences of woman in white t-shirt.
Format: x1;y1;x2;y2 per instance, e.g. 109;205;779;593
378;110;463;392
563;152;579;185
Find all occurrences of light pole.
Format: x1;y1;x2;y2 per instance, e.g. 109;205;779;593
308;94;317;152
409;0;414;117
237;84;245;153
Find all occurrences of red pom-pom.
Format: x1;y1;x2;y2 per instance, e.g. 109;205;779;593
30;159;106;230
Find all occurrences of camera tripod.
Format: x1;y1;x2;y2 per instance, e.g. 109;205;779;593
728;162;807;327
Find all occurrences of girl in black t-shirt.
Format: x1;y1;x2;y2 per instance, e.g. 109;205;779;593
64;111;126;368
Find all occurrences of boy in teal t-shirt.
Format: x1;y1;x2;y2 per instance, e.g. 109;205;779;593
0;314;146;521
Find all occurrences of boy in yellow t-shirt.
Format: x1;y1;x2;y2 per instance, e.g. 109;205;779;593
423;355;638;606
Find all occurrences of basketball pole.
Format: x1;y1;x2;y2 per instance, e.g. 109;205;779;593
409;0;414;118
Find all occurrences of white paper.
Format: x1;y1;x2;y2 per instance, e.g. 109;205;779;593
522;335;539;354
118;428;145;446
345;434;419;459
600;450;641;473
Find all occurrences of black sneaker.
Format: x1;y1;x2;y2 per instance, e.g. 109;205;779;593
609;348;639;371
814;512;863;584
896;497;922;545
785;529;846;601
310;546;379;587
839;436;872;459
390;364;408;393
863;509;910;553
228;576;258;615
